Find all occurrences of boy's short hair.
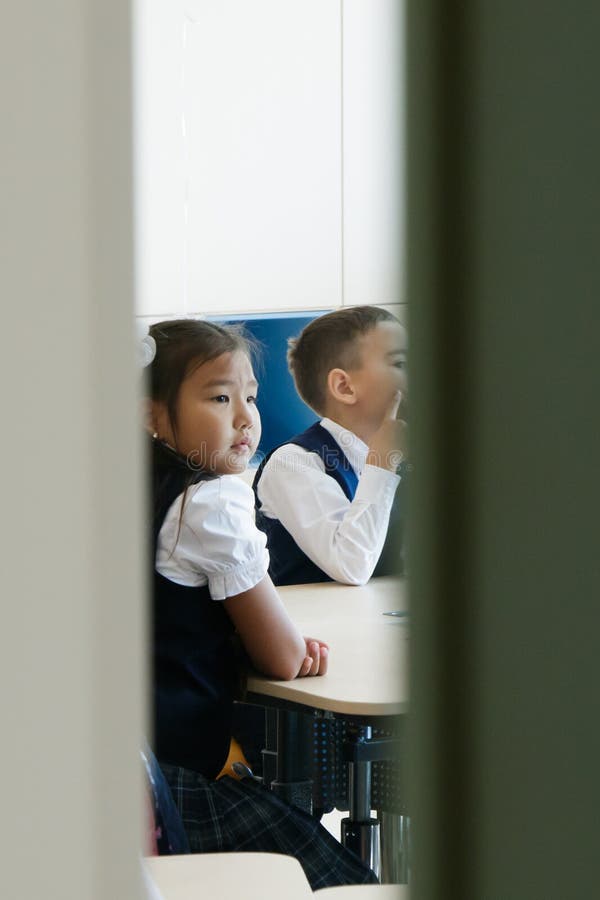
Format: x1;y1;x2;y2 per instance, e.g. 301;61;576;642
287;305;398;415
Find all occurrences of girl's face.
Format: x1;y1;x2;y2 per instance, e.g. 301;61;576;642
152;350;261;475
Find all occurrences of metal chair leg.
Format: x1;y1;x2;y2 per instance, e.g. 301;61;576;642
379;811;410;884
269;709;314;814
340;725;381;878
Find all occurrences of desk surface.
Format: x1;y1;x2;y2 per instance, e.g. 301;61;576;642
318;887;409;899
144;854;409;900
247;577;408;717
144;853;312;900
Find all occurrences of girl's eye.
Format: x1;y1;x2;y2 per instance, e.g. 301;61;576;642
393;360;406;370
212;395;229;403
247;396;257;404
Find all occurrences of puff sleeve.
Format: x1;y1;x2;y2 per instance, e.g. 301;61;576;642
155;476;269;600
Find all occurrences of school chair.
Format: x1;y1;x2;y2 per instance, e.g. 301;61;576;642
142;743;190;856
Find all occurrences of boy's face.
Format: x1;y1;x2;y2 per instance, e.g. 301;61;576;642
349;321;407;431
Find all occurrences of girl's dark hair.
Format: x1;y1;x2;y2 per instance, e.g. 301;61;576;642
148;319;258;552
148;318;256;437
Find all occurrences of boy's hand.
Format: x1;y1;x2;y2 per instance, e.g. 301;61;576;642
366;392;408;472
298;637;329;677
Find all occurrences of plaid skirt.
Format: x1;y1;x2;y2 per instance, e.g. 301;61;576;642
160;762;378;891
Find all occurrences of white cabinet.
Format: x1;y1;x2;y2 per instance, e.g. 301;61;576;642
134;0;403;317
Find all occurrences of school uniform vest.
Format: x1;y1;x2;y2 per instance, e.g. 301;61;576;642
151;440;238;779
253;422;406;585
373;464;408;577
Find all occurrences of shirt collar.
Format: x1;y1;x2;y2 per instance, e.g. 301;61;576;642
319;417;369;476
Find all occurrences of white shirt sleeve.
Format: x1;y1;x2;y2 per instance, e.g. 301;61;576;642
256;444;400;585
156;476;269;600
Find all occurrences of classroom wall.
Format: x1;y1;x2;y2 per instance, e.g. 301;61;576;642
134;0;406;323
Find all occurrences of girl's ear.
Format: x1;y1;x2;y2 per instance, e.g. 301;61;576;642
327;368;357;406
143;398;168;437
141;397;156;436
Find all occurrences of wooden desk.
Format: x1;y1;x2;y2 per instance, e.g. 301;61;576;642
144;852;312;900
246;577;409;881
144;855;409;900
318;887;409;899
247;577;409;716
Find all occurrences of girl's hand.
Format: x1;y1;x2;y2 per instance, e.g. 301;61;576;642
298;637;329;677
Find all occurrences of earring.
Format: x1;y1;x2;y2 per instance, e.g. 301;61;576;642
152;432;159;439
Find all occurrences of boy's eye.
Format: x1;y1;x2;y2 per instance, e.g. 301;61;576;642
212;395;229;403
247;395;257;404
393;360;406;369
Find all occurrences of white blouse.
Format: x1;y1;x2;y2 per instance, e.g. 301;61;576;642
155;475;269;601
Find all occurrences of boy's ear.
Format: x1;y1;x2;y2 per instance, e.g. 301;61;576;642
327;368;357;406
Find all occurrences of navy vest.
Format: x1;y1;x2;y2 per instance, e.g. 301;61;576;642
373;461;408;577
253;423;358;585
253;423;406;584
151;440;238;779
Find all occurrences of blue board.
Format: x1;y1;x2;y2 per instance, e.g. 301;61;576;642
211;310;331;462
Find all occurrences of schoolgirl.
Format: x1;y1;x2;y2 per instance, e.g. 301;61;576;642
144;318;376;890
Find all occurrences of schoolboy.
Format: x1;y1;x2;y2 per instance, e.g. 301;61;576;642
253;305;407;585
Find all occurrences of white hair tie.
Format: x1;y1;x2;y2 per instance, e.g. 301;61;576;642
136;321;156;368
